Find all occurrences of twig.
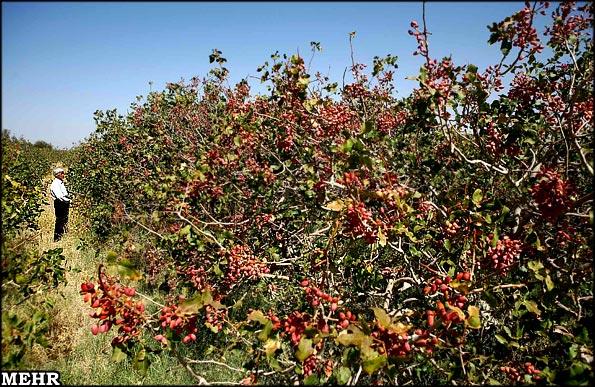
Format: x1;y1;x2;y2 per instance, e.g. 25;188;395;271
469;283;527;294
257;365;296;376
310;224;332;236
350;365;362;386
493;283;526;290
260;143;295;177
122;204;164;240
198;203;249;227
261;273;290;280
324;179;347;190
135;290;166;308
459;346;466;376
402;297;421;305
184;363;209;385
564;212;591;218
428;357;450;377
573;137;594;175
186;359;244;373
421;0;431;67
388;240;404;253
451;143;509;174
383;278;396;310
420;262;444;277
423;200;448;218
555;300;579;317
176;210;225;250
513;149;537;186
572;192;594;209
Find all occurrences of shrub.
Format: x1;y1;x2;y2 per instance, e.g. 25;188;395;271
70;2;593;384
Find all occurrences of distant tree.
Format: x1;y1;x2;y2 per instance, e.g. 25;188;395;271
33;140;54;150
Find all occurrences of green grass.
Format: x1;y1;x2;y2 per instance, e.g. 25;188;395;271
40;332;197;385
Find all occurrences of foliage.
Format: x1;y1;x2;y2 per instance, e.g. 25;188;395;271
70;2;593;385
1;132;68;369
1;131;56;234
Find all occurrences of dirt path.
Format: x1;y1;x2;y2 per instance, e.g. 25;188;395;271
28;190;109;374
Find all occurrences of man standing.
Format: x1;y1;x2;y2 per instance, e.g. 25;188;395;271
50;167;71;242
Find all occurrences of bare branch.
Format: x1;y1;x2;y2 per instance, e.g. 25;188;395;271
185;359;245;373
514;149;537;186
451;143;509;174
135;290;166;308
573;137;594;175
350;365;363;386
176;210;225;250
122;204;164;240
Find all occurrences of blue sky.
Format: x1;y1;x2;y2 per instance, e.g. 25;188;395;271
3;2;543;149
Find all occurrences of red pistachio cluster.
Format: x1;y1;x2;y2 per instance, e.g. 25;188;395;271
80;271;146;346
300;279;340;310
484;122;521;158
187;171;225;200
508;72;538;108
205;304;227;333
282;311;311;346
372;326;411;358
376;110;407;135
268;311;282;330
456;271;472;282
487;236;523;276
433;300;464;328
477;65;504;93
530;167;574;222
412;328;440;355
338;171;363;190
408;20;428;58
254;213;275;230
223;245;270;284
422;272;473;335
344;201;381;244
343;82;371;101
556;225;577;248
444;220;461;236
185;265;211;292
300;355;334;378
545;1;592;48
510;6;544;54
500;361;542;382
423;275;469;302
158;303;199;344
276;111;298;152
317;103;359;137
336;310;357;331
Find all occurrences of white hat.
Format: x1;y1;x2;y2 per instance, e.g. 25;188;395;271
53;168;65;177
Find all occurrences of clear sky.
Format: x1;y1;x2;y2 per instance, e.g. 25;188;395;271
2;1;544;149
